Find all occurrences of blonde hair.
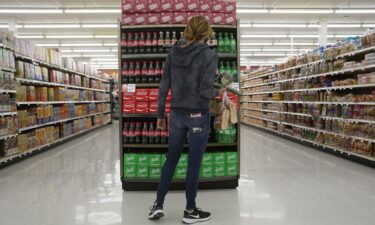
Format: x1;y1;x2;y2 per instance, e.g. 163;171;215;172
183;15;213;48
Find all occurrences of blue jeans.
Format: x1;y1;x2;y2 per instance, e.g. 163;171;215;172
156;109;210;209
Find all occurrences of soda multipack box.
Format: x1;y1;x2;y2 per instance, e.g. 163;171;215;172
200;0;212;11
200;164;213;177
186;0;200;12
148;13;160;24
225;0;236;14
161;0;174;12
211;13;225;25
135;89;149;101
148;154;162;167
124;166;136;177
175;166;187;179
136;166;149;178
148;0;161;12
149;167;162;178
187;12;200;22
160;12;173;24
123;91;136;101
224;13;237;25
149;102;158;113
135;102;149;113
134;13;147;25
174;12;187;24
134;0;148;13
200;12;211;22
122;0;135;13
212;0;225;12
148;89;159;101
174;0;187;11
213;164;226;177
123;101;136;114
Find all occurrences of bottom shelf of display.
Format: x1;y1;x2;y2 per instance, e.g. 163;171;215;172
0;122;111;168
241;122;375;168
121;176;239;191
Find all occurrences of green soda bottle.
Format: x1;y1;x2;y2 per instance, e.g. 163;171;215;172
218;33;224;53
219;61;226;74
231;61;238;82
224;32;230;53
230;33;236;54
225;61;232;76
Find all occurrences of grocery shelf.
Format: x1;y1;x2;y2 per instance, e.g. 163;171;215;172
242;108;312;117
242;122;375;165
122;113;159;118
0;133;18;140
124;143;237;149
242;114;279;124
0;66;16;73
241;100;375;105
132;83;160;88
0;43;14;51
17;100;110;105
242;64;375;89
122;176;239;191
122;53;237;60
18;111;111;133
0;122;110;168
0;89;16;94
16;78;109;93
14;53;109;82
121;24;237;30
0;112;17;117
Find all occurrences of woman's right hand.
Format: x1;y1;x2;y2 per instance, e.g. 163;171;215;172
157;119;167;130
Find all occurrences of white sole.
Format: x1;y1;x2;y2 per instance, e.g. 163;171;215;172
148;209;164;219
182;215;212;224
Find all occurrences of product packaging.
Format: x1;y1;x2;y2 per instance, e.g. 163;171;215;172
214;152;226;164
134;13;147;25
148;0;161;12
175;166;187;179
122;14;134;25
136;166;149;178
200;12;212;22
135;89;149;101
224;0;236;13
212;0;225;12
187;12;200;22
160;12;173;24
202;153;213;165
224;14;236;25
200;164;213;177
148;154;162;167
148;13;161;24
134;0;148;13
178;154;188;166
161;0;174;12
123;101;136;113
135;102;149;113
213;164;226;177
124;166;137;177
226;163;237;176
173;12;187;24
148;89;159;101
199;0;212;12
122;0;135;13
173;0;186;11
226;152;238;164
137;154;149;165
149;167;162;178
211;13;225;25
149;102;158;113
186;0;200;11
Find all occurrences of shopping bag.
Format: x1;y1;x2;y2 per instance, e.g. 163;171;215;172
214;91;231;130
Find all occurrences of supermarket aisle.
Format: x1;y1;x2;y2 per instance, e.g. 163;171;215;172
0;123;375;225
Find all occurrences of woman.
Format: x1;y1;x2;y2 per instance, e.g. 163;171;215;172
148;16;221;224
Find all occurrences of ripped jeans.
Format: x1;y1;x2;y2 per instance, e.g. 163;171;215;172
156;109;210;210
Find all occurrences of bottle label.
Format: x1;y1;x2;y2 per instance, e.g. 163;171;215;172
135;130;141;136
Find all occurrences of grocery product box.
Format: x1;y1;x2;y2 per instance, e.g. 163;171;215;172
211;13;225;25
200;164;213;177
226;163;237;176
135;89;149;101
135;102;149;113
224;1;236;13
173;12;187;24
124;153;137;165
134;13;147;25
124;165;137;178
186;0;200;11
27;86;36;101
175;166;187;179
149;167;162;178
148;89;159;101
187;12;200;22
122;0;134;13
161;0;173;12
148;154;161;167
213;152;226;164
136;165;149;178
224;14;236;25
148;13;160;24
123;101;136;114
123;91;136;101
202;153;213;165
213;164;226;177
149;102;158;113
200;12;212;22
178;154;188;166
122;14;134;26
137;154;149;165
199;0;211;11
148;0;161;12
160;12;173;24
15;61;24;78
42;67;48;81
226;152;238;164
174;0;186;11
212;0;225;12
134;0;148;13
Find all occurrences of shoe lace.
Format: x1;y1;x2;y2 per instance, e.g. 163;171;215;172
149;202;157;211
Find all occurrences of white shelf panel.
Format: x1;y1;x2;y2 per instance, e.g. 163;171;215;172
17;100;110;105
0;133;18;140
0;112;17;117
0;89;16;94
0;43;14;51
241;100;375;105
0;66;16;73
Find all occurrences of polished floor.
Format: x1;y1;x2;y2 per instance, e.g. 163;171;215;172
0;123;374;225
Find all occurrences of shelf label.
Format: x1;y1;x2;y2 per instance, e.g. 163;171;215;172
123;84;136;93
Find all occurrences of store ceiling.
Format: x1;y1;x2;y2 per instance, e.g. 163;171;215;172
0;0;374;68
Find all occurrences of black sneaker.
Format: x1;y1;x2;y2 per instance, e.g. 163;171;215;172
182;208;211;224
148;202;164;220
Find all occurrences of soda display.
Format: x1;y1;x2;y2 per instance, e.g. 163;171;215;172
122;61;163;84
218;60;238;82
122;119;168;144
216;32;236;54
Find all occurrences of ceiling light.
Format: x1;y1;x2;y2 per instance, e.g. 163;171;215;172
236;9;268;13
65;9;121;13
327;35;335;38
253;24;307;28
95;35;118;39
90;62;118;65
83;54;117;57
240;49;261;52
61;43;103;47
24;24;81;28
336;9;375;14
82;24;118;28
240;24;252;28
73;49;111;53
363;24;375;27
328;24;361;28
111;49;118;52
270;9;334;14
335;34;361;38
0;24;8;28
0;9;63;14
308;24;321;28
240;43;273;46
17;35;44;39
90;58;118;61
46;35;94;39
35;43;60;47
262;48;312;52
104;43;118;46
274;42;317;46
241;34;288;38
289;34;319;38
61;55;81;57
253;53;288;56
61;50;72;53
241;54;254;56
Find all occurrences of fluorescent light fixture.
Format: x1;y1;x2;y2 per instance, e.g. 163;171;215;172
336;9;375;14
241;34;288;38
91;58;118;61
61;50;72;53
46;35;94;39
17;35;44;39
24;24;81;28
270;9;333;14
240;49;262;52
289;34;319;38
240;43;273;46
274;42;317;46
240;24;252;28
82;54;117;57
111;49;118;52
253;24;307;28
61;55;81;57
61;43;103;47
253;53;288;56
262;48;312;52
104;43;118;46
328;24;361;28
0;24;8;28
327;35;335;38
82;24;118;28
64;9;121;13
363;24;375;28
335;34;361;38
0;9;63;14
90;62;118;65
308;24;321;28
236;9;268;13
95;35;118;38
35;43;60;47
240;54;254;56
73;49;111;53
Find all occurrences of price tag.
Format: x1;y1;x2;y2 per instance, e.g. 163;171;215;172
123;84;136;93
231;83;240;91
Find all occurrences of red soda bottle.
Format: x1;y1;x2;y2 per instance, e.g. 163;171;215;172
139;32;145;54
145;32;152;54
128;122;135;144
171;31;177;45
122;62;128;84
128;62;135;83
127;33;133;54
141;122;148;144
158;32;164;53
141;61;148;83
123;122;129;144
155;128;161;144
160;129;168;144
154;61;161;83
148;61;155;83
133;32;139;54
148;122;155;144
135;122;142;144
134;61;141;83
152;32;158;53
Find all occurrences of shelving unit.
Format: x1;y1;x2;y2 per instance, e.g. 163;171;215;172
119;20;240;190
240;39;375;167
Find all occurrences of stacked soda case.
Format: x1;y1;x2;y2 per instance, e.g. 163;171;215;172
122;88;170;114
0;93;16;112
121;61;163;84
123;152;238;178
123;120;168;145
122;0;236;26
